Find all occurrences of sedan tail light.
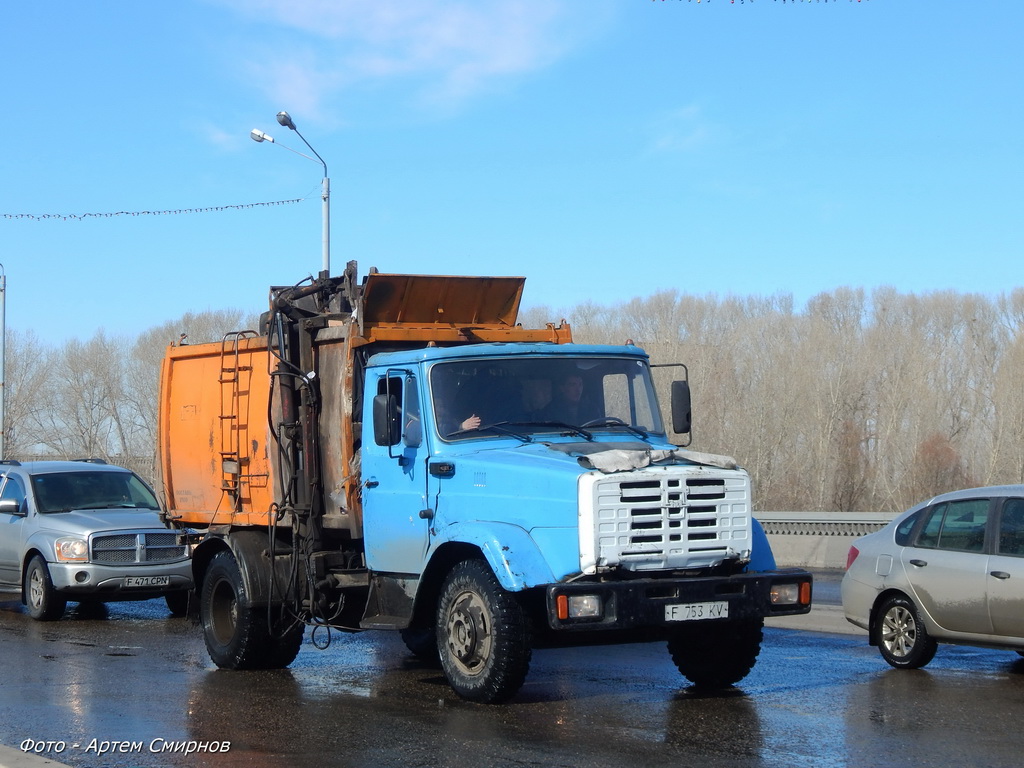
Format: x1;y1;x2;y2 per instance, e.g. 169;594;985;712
846;545;860;571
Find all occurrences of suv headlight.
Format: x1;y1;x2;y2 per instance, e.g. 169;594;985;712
55;537;89;562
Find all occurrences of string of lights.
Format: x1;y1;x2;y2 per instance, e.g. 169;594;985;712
2;197;305;222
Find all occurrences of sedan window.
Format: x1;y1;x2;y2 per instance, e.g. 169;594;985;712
894;509;922;546
916;499;989;553
998;498;1024;556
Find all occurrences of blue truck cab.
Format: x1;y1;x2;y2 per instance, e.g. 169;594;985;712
360;341;811;701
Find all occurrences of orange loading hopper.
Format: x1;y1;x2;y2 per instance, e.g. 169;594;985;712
158;333;277;529
157;271;572;535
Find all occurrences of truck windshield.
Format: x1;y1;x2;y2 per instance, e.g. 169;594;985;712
430;356;664;441
31;471;161;514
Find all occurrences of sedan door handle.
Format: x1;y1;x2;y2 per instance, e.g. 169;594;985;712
909;559;928;567
990;571;1011;580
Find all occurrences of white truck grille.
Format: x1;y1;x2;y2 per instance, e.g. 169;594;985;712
578;467;752;573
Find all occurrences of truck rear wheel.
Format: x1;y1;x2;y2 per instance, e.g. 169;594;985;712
436;559;532;704
668;618;763;689
200;550;303;670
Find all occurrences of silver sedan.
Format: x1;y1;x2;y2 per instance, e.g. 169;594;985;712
842;485;1024;668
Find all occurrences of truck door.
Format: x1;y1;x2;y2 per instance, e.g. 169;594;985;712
361;370;431;574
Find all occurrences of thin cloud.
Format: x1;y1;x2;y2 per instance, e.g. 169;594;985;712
648;105;713;155
212;0;598;112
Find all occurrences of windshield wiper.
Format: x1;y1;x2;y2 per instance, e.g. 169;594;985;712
502;420;594;441
447;421;533;442
579;417;651;440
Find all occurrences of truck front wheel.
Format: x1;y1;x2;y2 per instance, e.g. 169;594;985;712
436;559;532;704
200;550;303;670
668;618;763;689
400;627;441;665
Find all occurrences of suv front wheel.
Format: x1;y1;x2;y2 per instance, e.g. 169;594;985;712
25;555;67;621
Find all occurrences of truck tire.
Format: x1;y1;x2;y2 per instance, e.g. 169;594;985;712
668;618;763;689
24;555;67;621
436;559;532;704
400;627;441;665
200;551;303;670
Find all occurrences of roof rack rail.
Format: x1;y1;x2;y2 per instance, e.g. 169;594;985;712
0;459;22;466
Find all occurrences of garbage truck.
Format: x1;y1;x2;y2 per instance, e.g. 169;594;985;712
157;262;812;703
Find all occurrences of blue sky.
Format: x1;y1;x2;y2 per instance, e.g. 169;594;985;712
3;0;1021;345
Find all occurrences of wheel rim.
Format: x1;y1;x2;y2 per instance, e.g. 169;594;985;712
881;605;917;658
445;589;492;677
209;577;238;646
28;566;44;610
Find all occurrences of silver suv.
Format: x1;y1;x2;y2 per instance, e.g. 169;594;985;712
0;459;193;620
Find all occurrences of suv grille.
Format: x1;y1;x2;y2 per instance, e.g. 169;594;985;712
583;469;752;572
91;532;186;564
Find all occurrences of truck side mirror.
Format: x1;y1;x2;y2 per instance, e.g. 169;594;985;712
372;393;401;447
671;380;692;436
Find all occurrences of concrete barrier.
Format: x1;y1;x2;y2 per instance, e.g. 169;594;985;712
757;511;898;569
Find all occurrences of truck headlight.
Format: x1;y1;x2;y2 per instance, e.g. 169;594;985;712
770;582;811;606
556;593;602;620
55;537;89;562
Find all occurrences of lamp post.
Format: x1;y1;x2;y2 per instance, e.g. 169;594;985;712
251;111;330;276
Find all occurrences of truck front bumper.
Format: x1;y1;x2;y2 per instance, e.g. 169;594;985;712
544;569;812;632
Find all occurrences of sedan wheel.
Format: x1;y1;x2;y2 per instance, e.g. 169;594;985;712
875;594;937;669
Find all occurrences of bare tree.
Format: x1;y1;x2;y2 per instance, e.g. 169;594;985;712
32;331;128;460
10;286;1024;513
3;329;52;457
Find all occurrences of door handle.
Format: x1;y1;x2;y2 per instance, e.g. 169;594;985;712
990;571;1011;580
909;559;928;567
364;478;379;489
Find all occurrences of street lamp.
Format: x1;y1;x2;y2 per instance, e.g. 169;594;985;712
251;111;331;276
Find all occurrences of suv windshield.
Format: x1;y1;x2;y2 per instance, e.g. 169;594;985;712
30;471;160;514
430;356;664;441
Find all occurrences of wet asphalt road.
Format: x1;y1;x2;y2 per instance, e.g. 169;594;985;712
1;572;1023;768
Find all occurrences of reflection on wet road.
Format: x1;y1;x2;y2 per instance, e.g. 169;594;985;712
1;591;1022;768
